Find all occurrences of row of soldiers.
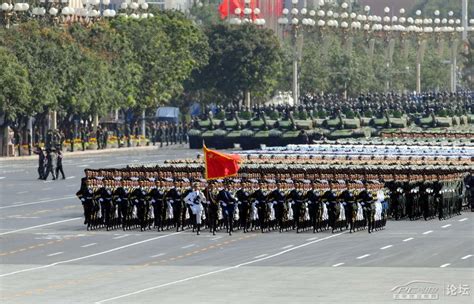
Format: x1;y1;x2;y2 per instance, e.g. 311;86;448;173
149;121;189;147
204;91;472;121
76;176;390;235
34;146;66;180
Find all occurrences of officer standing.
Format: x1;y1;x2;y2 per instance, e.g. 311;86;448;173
55;149;66;179
151;122;157;146
43;149;56;180
96;127;102;150
173;123;178;144
164;123;170;146
158;123;164;148
34;146;45;180
80;127;87;151
182;121;188;144
102;127;108;149
177;122;182;144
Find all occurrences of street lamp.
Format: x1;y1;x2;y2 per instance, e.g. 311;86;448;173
120;0;152;19
0;2;29;28
229;0;265;108
278;0;316;106
229;0;265;26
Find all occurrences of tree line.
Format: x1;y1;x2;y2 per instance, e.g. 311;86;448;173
1;7;471;152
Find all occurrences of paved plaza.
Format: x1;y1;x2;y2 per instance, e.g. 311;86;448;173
0;147;472;304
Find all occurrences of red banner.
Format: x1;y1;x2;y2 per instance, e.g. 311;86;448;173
203;145;240;180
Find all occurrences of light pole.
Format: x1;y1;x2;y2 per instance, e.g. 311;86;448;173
229;0;265;108
278;0;316;106
405;9;427;93
0;2;29;29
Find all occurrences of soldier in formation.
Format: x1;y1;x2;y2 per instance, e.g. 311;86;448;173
76;137;470;234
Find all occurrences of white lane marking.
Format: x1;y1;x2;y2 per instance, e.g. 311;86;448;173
81;243;97;248
306;237;318;241
17;191;28;194
441;224;451;228
0;231;182;278
254;254;268;259
210;236;222;241
78;164;89;167
0;196;75;209
380;245;393;250
181;244;196;249
8;216;39;219
461;255;472;260
94;232;347;304
47;252;64;257
150;253;166;258
458;218;468;222
66;176;76;179
43;180;53;183
42;188;52;191
0;217;81;236
357;254;370;259
113;234;129;240
423;230;433;235
332;263;344;267
0;177;5;180
440;263;450;268
11;201;25;205
282;245;294;249
403;237;414;242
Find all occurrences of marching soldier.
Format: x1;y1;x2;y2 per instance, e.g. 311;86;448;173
150;180;166;231
77;178;94;228
306;181;321;233
236;180;251;233
218;180;238;236
268;180;286;233
289;180;305;233
204;182;219;235
184;182;206;235
166;179;183;231
251;180;267;233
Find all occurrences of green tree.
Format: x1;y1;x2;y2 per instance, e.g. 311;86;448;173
299;38;330;95
196;24;283;105
0;46;32;155
111;11;209;111
189;0;222;26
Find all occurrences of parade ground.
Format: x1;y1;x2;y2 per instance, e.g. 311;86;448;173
0;147;472;304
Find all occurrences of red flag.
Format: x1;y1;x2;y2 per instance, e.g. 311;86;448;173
218;0;242;19
203;145;240;180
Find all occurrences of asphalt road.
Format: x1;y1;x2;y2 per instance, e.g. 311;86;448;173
0;145;472;304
